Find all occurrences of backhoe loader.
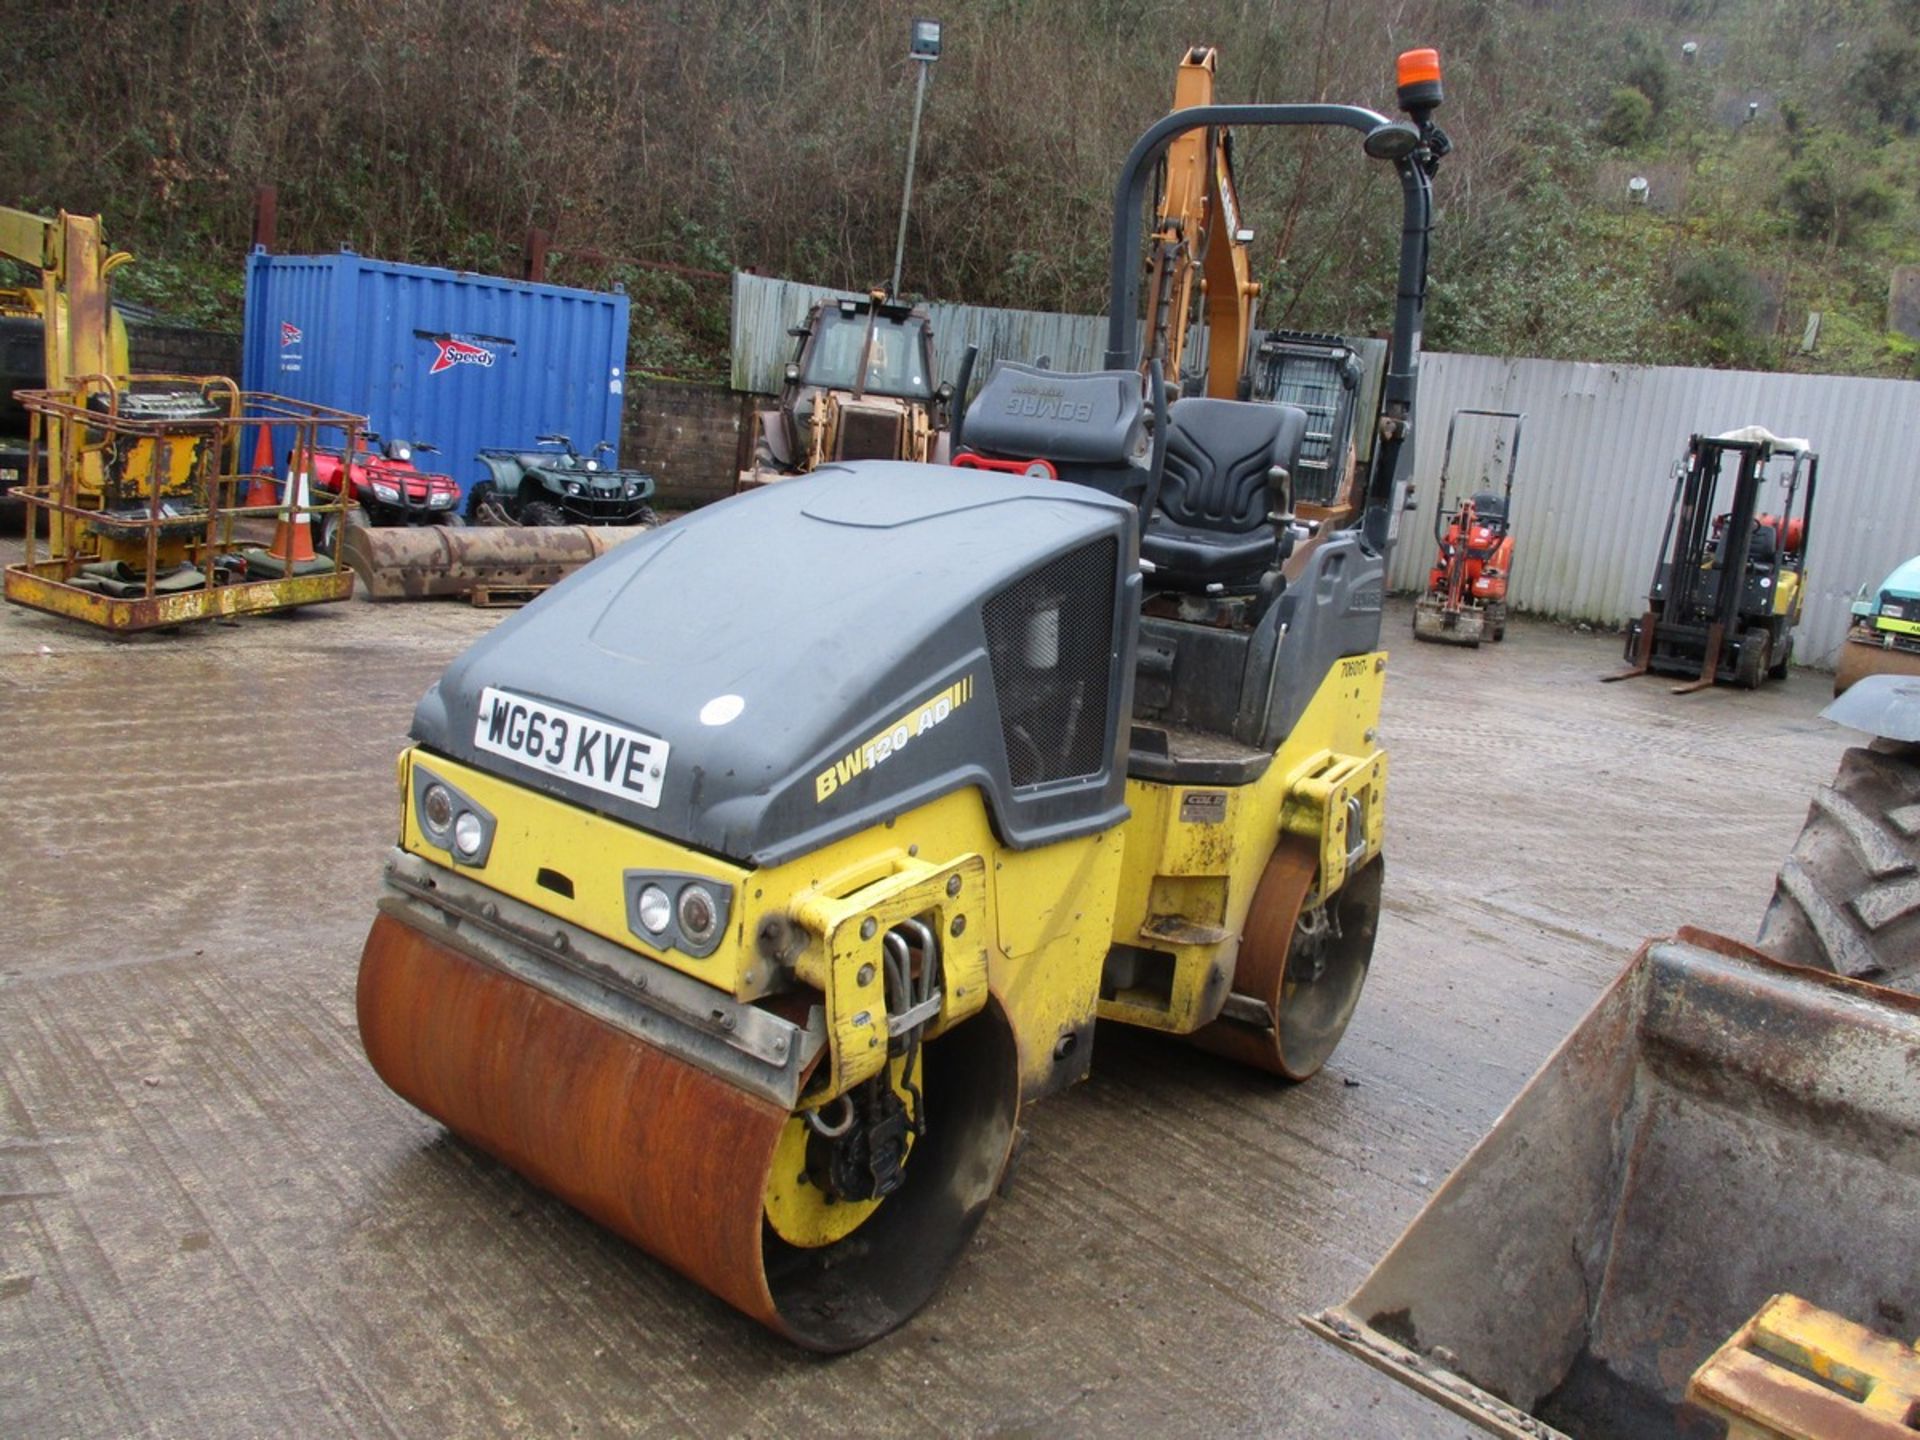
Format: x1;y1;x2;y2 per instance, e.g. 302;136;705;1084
356;48;1449;1350
736;290;949;490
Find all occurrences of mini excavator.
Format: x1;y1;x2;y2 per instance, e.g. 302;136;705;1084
1413;408;1524;646
356;49;1448;1350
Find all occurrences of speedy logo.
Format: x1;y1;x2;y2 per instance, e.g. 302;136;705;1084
280;321;302;346
815;675;973;803
429;336;497;375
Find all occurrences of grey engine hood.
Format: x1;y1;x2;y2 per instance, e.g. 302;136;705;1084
412;462;1138;866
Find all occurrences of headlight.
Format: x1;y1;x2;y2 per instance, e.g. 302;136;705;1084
624;871;732;957
585;459;599;472
411;765;495;865
421;783;454;838
394;446;411;462
563;481;582;496
636;884;672;935
372;482;400;503
428;491;454;509
677;884;719;945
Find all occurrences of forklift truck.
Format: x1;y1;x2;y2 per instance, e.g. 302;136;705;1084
1608;430;1816;692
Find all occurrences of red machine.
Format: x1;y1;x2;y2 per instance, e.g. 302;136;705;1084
1413;408;1524;646
304;432;463;553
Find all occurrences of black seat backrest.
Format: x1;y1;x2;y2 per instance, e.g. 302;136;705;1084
960;363;1151;506
1158;399;1307;534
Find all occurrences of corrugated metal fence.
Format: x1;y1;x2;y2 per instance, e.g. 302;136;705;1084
1395;354;1920;667
732;273;1111;395
734;272;1916;669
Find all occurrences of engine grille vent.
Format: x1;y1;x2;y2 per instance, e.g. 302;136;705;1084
982;537;1118;788
835;404;906;462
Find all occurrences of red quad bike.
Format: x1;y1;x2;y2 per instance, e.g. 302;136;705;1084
1413;408;1524;646
305;433;464;554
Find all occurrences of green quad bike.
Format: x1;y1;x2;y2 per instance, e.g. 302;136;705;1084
467;434;658;528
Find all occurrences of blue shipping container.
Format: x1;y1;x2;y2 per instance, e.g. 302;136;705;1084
242;248;629;498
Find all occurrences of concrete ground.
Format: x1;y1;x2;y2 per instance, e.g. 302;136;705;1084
0;548;1855;1438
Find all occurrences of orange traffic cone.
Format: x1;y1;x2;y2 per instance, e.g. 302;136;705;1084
242;423;279;508
261;465;320;568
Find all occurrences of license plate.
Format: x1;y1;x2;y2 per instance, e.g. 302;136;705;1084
472;687;670;808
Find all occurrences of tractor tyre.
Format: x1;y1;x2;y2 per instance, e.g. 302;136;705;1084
1767;631;1794;681
1734;628;1769;690
519;500;566;527
1757;742;1920;994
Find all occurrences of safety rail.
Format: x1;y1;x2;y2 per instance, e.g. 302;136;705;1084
5;375;365;631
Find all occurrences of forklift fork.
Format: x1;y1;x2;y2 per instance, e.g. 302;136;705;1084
1671;622;1725;694
1601;607;1659;683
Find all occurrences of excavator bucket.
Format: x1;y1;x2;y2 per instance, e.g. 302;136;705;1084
341;522;649;602
1306;930;1920;1439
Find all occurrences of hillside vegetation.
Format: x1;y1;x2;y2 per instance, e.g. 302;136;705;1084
4;0;1920;379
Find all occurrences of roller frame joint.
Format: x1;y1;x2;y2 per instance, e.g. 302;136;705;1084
790;852;990;1097
1279;749;1387;900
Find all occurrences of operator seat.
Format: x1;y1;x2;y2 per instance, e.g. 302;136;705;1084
958;362;1153;510
1469;490;1508;529
1141;398;1307;593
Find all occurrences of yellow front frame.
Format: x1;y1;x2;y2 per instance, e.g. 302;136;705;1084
395;650;1386;1106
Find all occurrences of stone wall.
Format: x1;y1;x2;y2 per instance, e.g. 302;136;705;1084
621;380;750;509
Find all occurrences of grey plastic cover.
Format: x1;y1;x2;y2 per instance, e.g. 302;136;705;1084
962;363;1146;464
410;462;1139;866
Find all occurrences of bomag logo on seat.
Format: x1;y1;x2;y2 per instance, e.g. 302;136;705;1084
815;675;974;803
1004;384;1094;424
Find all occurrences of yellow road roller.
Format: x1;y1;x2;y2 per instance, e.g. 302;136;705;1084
357;50;1450;1350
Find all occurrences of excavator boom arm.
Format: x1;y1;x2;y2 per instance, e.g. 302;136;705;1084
1142;49;1261;398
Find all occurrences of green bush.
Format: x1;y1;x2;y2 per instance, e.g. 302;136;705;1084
1778;132;1899;244
1599;86;1655;147
1619;32;1673;117
1855;31;1920;132
1673;251;1768;367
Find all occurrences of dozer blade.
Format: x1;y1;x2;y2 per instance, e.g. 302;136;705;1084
357;899;1019;1351
1412;597;1483;647
341;522;648;601
1306;930;1920;1439
1189;839;1382;1080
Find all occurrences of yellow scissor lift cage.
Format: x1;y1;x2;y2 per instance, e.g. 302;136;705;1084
5;376;363;631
